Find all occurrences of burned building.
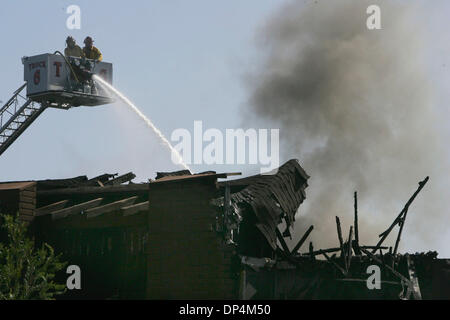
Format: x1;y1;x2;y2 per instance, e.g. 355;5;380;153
0;159;448;299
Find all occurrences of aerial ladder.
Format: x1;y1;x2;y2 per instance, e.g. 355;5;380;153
0;53;114;157
0;83;47;156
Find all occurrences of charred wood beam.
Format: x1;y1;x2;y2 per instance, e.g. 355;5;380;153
372;176;429;254
392;178;429;255
406;254;422;300
282;224;292;238
354;191;361;255
336;278;400;285
87;173;117;183
85;196;138;219
276;227;290;255
346;226;353;271
361;247;411;285
290;225;314;255
37;183;149;196
309;242;315;260
361;246;389;250
121;201;149;216
336;216;347;269
323;252;346;276
103;172;136;186
379;248;385;265
78;173;117;187
155;170;191;180
305;247;341;256
51;198;103;220
35;200;69;216
392;214;409;255
304;246;388;257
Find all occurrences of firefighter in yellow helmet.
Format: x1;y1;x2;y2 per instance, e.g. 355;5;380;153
64;36;84;58
83;36;103;61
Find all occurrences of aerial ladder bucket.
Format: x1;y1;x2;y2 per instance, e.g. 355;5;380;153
0;53;114;157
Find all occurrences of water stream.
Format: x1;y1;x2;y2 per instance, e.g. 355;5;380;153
93;75;190;171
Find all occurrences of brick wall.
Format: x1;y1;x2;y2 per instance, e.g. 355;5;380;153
146;176;238;299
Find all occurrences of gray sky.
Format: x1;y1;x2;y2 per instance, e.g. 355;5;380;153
1;1;449;256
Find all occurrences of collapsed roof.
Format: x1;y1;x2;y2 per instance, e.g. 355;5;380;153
216;159;309;251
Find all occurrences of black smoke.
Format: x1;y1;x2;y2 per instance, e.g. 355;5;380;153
246;0;449;255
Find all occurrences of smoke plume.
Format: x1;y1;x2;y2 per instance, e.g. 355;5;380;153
246;0;450;256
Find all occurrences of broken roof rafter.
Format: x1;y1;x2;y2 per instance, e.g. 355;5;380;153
35;196;149;222
52;198;103;220
35;199;69;216
103;172;136;186
85;196;138;219
121;201;149;216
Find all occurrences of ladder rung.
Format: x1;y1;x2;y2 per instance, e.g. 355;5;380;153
2;124;18;131
21;109;39;115
3;131;16;136
2;126;17;131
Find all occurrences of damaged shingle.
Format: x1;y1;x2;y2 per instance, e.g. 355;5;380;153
216;159;309;250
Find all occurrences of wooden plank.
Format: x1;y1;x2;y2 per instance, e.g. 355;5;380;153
347;226;353;271
20;208;34;216
104;172;136;186
275;227;290;254
373;176;429;254
86;173;115;185
19;202;35;210
393;177;429;255
20;190;36;198
304;247;341;257
121;201;149;216
20;196;36;205
309;242;314;260
86;196;138;219
305;245;388;257
362;245;389;250
35;200;69;216
52;198;103;220
336;216;347;269
354;191;361;255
